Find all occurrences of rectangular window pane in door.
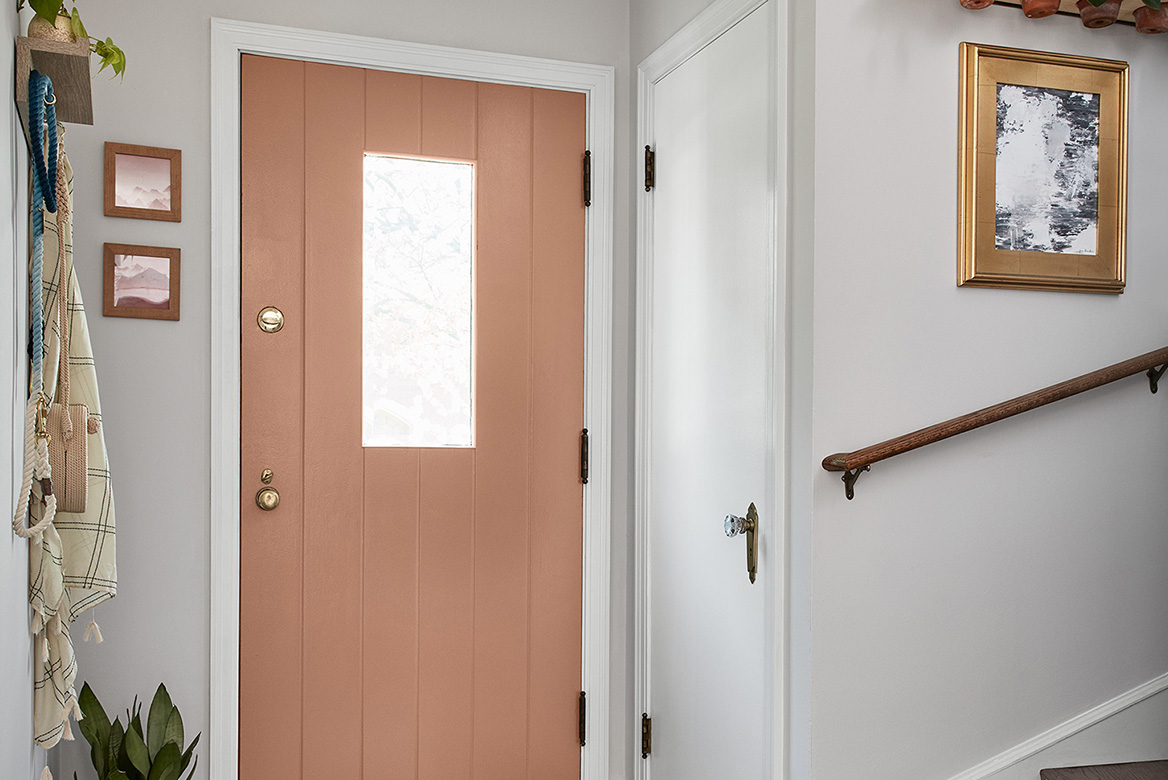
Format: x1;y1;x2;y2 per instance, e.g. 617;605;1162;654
363;154;474;447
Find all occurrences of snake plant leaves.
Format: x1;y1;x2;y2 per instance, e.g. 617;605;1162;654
147;743;182;780
179;733;200;776
78;683;112;747
108;719;125;780
123;725;151;778
163;705;184;752
77;683;112;778
146;684;174;759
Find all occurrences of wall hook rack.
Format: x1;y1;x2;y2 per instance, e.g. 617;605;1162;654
15;36;94;149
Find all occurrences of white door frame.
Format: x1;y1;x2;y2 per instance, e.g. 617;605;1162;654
209;19;614;780
634;0;789;777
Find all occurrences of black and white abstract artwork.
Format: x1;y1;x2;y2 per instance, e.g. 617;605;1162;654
995;83;1100;255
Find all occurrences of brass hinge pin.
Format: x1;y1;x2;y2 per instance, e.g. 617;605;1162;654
644;146;655;191
641;713;652;759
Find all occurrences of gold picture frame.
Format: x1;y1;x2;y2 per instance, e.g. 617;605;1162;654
958;43;1128;294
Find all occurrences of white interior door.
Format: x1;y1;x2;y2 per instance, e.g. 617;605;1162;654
638;2;779;778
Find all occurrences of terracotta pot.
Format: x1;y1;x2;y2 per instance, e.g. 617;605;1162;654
26;13;76;43
1021;0;1061;17
1134;4;1168;32
960;0;994;9
1076;0;1121;27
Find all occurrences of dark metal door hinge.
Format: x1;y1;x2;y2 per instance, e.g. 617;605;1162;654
580;428;590;484
644;146;655;191
583;150;592;207
578;691;587;747
641;713;652;758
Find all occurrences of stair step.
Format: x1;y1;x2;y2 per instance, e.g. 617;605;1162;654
1041;761;1168;780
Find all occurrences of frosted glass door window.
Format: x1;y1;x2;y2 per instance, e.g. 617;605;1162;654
363;155;474;447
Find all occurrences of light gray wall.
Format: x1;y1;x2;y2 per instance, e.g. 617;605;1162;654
2;5;45;780
811;3;1168;780
51;1;634;779
630;1;1168;779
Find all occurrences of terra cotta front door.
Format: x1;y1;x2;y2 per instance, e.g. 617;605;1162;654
240;54;586;780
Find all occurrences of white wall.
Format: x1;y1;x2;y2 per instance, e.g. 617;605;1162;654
631;1;1168;779
51;1;634;779
813;3;1168;780
2;5;44;780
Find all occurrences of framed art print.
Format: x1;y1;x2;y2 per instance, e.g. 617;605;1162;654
103;243;181;321
104;142;182;222
958;43;1128;294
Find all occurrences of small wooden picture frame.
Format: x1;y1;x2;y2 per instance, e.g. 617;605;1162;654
104;142;182;222
104;243;181;321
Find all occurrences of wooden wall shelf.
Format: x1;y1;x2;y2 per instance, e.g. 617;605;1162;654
993;0;1142;24
15;36;93;148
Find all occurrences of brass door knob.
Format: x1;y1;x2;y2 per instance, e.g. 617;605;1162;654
255;486;280;511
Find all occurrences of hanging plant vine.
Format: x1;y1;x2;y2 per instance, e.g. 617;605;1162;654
17;0;126;78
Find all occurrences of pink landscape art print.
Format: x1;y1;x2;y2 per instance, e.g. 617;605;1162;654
113;253;170;309
114;153;172;211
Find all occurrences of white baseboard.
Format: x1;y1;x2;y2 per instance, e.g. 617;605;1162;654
946;671;1168;780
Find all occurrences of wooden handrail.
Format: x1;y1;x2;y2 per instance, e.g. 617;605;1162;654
822;345;1168;499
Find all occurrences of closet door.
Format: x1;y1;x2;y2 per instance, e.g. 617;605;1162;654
640;2;779;778
240;54;586;780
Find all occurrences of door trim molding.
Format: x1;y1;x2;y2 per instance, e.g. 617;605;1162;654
634;0;789;778
210;19;614;780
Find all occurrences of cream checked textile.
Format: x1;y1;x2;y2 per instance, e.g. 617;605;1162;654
28;148;117;748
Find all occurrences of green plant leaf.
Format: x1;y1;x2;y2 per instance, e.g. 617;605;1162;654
107;719;125;779
116;726;144;780
107;773;131;780
163;705;183;751
129;698;144;742
147;743;182;780
178;733;200;773
68;6;86;39
146;684;174;759
179;755;197;780
78;683;112;778
28;0;63;23
78;683;112;748
123;724;151;777
92;38;127;79
1146;0;1162;8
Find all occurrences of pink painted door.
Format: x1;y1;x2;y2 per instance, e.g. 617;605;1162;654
240;55;586;780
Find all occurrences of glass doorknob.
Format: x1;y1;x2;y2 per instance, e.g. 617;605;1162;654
723;503;759;584
724;512;756;538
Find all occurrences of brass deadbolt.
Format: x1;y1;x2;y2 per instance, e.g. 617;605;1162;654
257;306;284;333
